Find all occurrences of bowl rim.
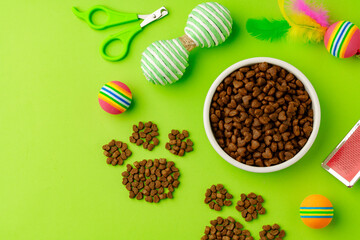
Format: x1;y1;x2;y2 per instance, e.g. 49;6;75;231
203;57;321;173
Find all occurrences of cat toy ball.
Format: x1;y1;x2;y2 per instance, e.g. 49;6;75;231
141;2;233;85
246;0;360;59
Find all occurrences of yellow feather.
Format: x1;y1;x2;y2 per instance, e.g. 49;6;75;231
278;0;326;43
278;0;295;25
287;13;327;43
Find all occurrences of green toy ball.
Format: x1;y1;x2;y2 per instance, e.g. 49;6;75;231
185;2;233;48
141;2;233;85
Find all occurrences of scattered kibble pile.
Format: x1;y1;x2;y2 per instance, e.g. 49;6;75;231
259;224;286;240
121;159;180;203
236;192;265;222
129;121;159;151
201;216;254;240
165;129;194;156
204;184;233;211
102;139;132;166
101;122;286;239
209;62;313;167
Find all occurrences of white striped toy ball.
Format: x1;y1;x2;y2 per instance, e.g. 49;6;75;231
185;2;233;48
140;2;233;85
141;39;190;85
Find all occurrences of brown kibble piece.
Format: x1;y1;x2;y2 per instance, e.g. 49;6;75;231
144;127;151;134
263;225;271;231
178;149;185;156
258;208;266;214
132;132;139;140
111;159;117;166
259;62;268;71
125;149;132;157
165;142;171;150
247;193;257;198
145;134;152;142
272;224;280;230
266;232;274;240
153;137;159;146
108;140;115;146
133;125;138;132
136;192;143;200
147;144;155;151
145;196;153;202
186;139;193;146
248;206;255;214
185;146;193;152
245;214;253;222
214;204;221;211
153;195;160;203
167;192;173;199
136;139;144;146
144;121;152;128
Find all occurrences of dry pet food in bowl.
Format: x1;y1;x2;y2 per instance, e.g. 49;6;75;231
203;57;320;173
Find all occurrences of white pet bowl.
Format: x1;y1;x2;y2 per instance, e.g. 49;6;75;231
203;57;321;173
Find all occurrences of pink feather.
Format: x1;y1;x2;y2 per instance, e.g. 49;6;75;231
291;0;329;27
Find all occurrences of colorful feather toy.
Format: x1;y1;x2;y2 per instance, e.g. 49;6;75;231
246;0;360;58
246;0;328;43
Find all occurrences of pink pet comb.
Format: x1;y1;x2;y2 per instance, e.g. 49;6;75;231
322;120;360;187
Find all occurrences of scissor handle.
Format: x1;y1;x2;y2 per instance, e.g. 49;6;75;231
72;5;139;30
100;25;142;61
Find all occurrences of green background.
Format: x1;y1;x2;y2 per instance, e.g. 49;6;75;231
1;0;359;239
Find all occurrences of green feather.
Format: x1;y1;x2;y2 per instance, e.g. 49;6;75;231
246;18;290;41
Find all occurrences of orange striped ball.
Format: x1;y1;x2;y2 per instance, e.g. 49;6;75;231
300;195;333;229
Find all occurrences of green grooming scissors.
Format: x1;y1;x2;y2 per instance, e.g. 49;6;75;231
72;5;169;62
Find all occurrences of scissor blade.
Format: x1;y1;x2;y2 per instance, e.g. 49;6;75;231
139;7;168;28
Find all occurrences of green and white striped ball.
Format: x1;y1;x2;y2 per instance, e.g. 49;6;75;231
185;2;233;48
141;39;190;85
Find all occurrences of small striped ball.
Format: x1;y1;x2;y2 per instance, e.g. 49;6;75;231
300;195;333;229
98;81;132;114
324;20;360;58
141;39;190;85
185;2;233;48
